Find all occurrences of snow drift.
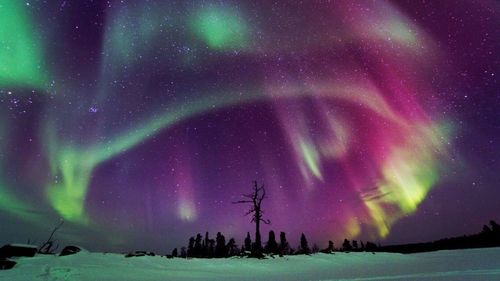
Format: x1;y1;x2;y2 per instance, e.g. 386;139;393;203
1;247;499;281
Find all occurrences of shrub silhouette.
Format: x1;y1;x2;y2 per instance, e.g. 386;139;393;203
321;240;334;253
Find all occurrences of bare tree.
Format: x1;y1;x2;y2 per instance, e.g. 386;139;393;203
38;219;64;254
233;181;271;255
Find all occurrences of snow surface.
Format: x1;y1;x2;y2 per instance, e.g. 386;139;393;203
1;248;499;281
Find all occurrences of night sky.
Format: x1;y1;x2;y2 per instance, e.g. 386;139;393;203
0;0;498;253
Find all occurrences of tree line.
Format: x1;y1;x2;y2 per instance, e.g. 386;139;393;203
169;230;380;259
377;220;500;254
170;220;500;258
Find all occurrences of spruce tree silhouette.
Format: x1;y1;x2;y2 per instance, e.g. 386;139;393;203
342;239;353;251
352;240;359;251
490;220;500;233
180;247;187;258
279;232;289;256
227;238;238;256
194;233;203;257
204;232;210;257
365;241;377;252
215;232;227;258
482;225;492;234
265;230;279;255
300;233;311;255
208;239;215;258
244;232;252;253
233;181;271;257
171;248;178;258
187;237;195;257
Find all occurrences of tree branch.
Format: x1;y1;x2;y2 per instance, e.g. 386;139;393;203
244;208;255;216
232;200;253;204
261;218;271;225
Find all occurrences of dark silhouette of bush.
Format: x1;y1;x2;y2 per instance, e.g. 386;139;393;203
171;248;178;258
321;240;334;253
312;244;319;253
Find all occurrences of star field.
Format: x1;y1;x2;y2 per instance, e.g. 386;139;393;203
0;0;498;252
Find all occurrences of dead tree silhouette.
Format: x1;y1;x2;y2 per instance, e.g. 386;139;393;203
38;219;64;254
233;181;271;256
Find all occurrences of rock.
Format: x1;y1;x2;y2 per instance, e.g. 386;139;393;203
125;252;143;258
125;251;155;258
0;258;16;270
138;251;155;256
60;245;83;256
0;244;38;258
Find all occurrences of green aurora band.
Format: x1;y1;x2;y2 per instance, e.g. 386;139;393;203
0;0;47;89
190;5;249;50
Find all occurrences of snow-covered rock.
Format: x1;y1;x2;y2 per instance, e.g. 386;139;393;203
0;244;38;258
124;251;155;258
0;258;16;270
60;246;86;257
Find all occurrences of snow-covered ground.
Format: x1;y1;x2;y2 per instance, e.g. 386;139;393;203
1;247;499;281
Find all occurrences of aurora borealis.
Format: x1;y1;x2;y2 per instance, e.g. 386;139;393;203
0;0;498;252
